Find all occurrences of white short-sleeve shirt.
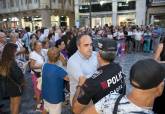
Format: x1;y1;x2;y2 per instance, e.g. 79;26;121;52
29;51;45;72
135;32;143;41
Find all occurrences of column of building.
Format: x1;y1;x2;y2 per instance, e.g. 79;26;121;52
68;0;75;27
41;10;51;28
69;13;75;27
136;0;146;25
112;0;118;26
74;0;80;28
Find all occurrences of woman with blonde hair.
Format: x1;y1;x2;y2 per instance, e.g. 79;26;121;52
29;41;45;110
42;47;69;114
0;43;24;114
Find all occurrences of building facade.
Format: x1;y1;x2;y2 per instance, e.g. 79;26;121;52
0;0;75;30
147;0;165;27
75;0;146;28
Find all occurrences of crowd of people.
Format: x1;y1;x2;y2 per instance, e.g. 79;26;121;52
0;24;164;114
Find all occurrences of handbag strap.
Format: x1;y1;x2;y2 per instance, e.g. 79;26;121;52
113;73;126;114
113;94;124;114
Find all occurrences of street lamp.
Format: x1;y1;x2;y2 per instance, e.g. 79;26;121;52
100;0;106;6
126;0;128;4
125;0;130;4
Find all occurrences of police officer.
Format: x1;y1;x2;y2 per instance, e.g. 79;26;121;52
72;39;125;114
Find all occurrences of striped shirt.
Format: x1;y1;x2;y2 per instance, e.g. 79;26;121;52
95;93;154;114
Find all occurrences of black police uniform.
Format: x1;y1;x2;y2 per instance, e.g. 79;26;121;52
77;62;125;105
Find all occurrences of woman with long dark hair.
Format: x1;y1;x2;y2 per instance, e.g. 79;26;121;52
0;43;24;114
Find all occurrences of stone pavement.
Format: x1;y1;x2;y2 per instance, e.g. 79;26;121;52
115;52;152;93
1;52;153;114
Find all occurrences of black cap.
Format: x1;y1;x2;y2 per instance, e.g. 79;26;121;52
130;59;165;90
98;39;117;52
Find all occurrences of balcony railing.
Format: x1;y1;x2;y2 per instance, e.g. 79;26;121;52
153;0;165;3
0;0;74;14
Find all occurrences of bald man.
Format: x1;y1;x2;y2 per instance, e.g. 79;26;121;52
67;34;98;105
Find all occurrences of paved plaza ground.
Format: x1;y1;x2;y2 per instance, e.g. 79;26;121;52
1;52;153;114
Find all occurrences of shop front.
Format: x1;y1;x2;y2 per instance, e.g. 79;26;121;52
118;13;136;26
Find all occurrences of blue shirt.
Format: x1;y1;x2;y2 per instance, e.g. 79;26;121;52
22;32;32;52
153;28;161;38
42;63;67;104
143;33;151;40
